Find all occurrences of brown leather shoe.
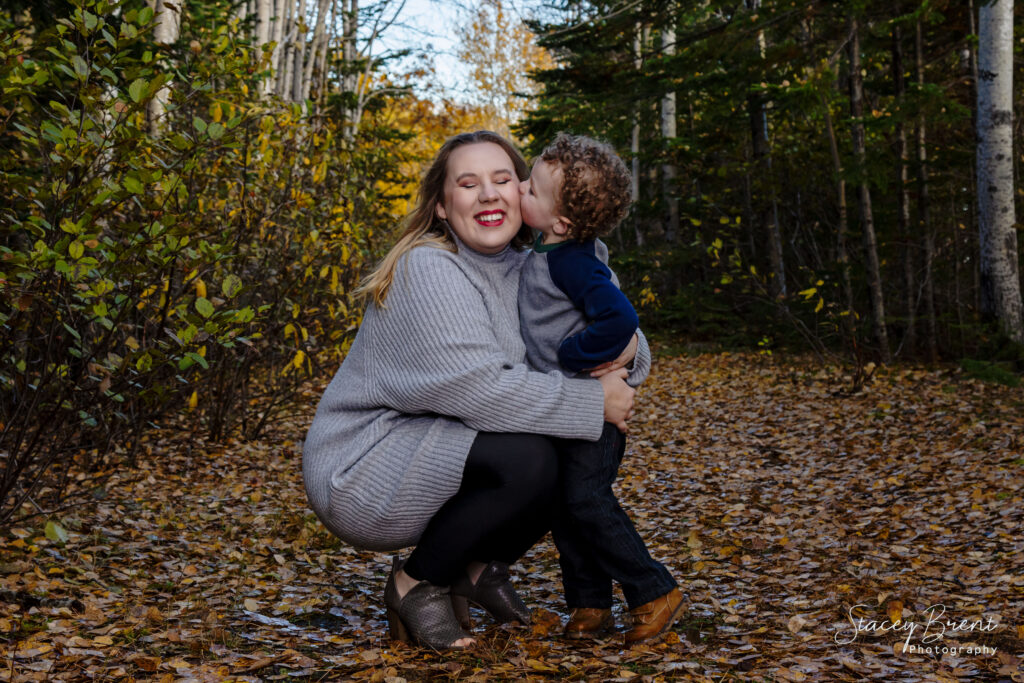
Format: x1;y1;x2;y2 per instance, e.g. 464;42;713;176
563;607;614;639
623;588;684;644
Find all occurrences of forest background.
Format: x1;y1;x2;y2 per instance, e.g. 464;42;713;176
1;0;1024;649
7;0;1023;522
0;0;1023;679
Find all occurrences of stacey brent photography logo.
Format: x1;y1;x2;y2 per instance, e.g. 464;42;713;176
834;603;1000;656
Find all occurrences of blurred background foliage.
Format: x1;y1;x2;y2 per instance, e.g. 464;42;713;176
2;0;1023;524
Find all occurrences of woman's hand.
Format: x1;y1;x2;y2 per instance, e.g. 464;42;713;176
588;333;639;378
599;368;635;433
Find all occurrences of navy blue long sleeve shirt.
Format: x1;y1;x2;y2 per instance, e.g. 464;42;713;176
518;236;648;384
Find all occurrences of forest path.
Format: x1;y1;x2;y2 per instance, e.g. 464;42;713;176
2;352;1021;681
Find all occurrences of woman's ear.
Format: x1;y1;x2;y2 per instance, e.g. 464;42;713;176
435;202;447;220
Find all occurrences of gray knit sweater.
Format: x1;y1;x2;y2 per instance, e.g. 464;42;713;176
303;237;647;551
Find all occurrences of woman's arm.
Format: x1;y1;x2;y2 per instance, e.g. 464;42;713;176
369;247;607;441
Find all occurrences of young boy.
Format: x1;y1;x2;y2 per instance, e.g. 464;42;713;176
517;133;683;644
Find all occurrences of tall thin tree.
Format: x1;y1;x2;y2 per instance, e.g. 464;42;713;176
747;0;784;297
976;0;1024;342
147;0;183;134
660;13;679;243
892;21;915;355
631;23;646;247
848;15;891;362
914;17;938;360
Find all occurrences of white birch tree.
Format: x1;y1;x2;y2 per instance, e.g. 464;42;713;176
631;24;645;247
660;20;679;243
977;0;1024;342
147;0;183;134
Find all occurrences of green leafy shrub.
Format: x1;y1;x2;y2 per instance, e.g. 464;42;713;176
0;0;400;523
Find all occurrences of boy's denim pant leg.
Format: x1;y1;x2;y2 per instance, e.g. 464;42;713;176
551;422;676;610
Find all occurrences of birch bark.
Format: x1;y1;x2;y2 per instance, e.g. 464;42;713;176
147;0;183;135
977;0;1024;341
632;24;646;247
292;0;307;101
302;0;331;102
342;0;358;140
660;21;678;243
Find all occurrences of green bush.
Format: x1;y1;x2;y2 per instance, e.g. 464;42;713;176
0;0;399;524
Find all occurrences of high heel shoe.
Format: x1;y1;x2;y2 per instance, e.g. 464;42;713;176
383;556;473;649
450;561;531;628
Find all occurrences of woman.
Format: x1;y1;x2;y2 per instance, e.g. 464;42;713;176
302;131;647;649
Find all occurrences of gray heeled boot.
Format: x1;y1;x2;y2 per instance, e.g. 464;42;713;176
450;561;531;628
383;556;473;649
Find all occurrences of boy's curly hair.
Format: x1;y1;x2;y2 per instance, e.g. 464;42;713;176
540;133;633;242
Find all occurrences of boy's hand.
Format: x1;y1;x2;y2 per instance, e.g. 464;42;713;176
588;333;639;378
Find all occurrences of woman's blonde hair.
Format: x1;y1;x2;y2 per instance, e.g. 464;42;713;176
357;131;532;306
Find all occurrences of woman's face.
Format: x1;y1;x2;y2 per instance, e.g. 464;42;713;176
436;142;523;254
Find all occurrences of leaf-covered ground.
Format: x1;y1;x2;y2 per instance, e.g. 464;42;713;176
2;352;1022;681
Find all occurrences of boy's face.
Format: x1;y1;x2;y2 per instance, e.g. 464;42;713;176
519;160;570;240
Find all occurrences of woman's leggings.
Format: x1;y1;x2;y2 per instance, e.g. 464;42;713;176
402;432;558;586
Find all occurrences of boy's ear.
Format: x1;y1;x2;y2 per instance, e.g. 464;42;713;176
435;202;447;220
553;217;572;237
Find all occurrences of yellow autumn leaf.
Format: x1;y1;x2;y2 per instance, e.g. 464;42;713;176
887;600;904;624
195;278;207;299
187;391;198;411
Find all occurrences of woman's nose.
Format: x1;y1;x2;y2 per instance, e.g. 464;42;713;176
479;182;500;201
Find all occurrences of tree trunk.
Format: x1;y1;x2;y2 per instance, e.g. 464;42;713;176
631;24;644;247
892;23;915;356
291;0;307;102
269;0;286;94
302;0;330;102
660;21;679;243
315;0;335;105
277;0;293;97
848;16;892;362
256;0;272;95
914;18;938;361
147;0;183;135
822;95;855;335
256;0;272;56
977;0;1024;342
341;0;358;139
747;0;784;297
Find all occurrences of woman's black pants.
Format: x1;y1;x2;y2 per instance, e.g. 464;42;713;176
402;432;558;586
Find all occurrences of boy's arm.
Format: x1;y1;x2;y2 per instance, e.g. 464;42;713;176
548;246;640;374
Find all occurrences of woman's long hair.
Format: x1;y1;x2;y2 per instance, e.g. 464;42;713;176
357;131;532;306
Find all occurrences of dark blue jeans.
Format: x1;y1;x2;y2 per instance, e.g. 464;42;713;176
552;422;676;610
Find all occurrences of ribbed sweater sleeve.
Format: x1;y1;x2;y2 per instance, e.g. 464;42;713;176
371;246;605;441
627;329;652;387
